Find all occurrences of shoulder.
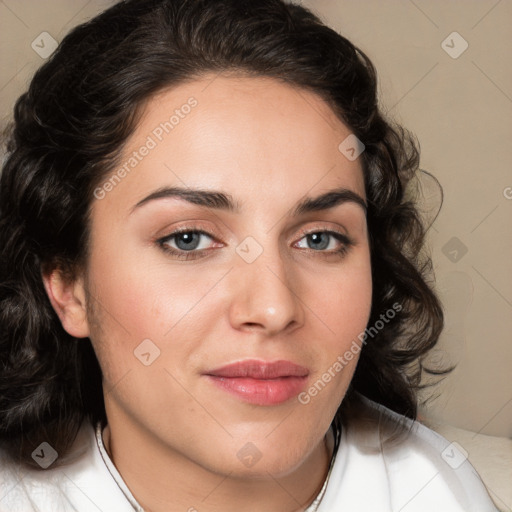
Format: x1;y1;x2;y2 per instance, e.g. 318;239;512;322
318;394;499;512
0;422;134;512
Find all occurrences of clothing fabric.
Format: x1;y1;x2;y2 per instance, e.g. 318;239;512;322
0;395;498;511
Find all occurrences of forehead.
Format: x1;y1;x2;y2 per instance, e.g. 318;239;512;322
93;74;366;217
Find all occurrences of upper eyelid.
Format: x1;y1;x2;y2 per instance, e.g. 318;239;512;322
160;224;350;237
158;225;352;247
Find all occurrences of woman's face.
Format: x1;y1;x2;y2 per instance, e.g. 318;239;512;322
76;75;372;478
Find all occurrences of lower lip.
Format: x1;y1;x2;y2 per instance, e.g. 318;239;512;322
206;376;308;406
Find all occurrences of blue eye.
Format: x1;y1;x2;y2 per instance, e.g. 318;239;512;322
297;232;348;252
158;230;214;258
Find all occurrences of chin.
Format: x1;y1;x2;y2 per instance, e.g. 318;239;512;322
207;437;316;480
220;456;306;481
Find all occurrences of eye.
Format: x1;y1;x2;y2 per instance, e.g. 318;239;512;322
157;229;218;260
295;230;353;257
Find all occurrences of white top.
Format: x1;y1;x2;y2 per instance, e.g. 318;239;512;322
0;395;498;512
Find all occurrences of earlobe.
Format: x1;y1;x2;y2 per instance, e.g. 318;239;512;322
42;269;90;338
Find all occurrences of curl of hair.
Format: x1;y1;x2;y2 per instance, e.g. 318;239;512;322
0;0;445;467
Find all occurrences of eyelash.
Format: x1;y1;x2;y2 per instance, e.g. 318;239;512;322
156;225;354;261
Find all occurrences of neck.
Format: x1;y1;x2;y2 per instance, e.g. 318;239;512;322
102;421;333;512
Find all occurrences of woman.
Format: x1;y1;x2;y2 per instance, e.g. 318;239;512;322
0;0;498;510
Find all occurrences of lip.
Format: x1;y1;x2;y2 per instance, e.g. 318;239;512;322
204;359;309;406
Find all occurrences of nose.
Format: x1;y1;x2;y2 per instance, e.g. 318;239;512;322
227;243;305;336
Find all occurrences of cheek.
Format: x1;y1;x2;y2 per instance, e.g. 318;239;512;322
311;255;372;341
84;245;223;377
86;239;183;334
304;252;372;396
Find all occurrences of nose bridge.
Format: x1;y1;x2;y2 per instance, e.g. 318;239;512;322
228;233;304;334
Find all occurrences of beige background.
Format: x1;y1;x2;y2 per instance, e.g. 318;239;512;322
1;0;511;439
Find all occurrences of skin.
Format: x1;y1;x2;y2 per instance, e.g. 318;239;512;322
44;74;372;512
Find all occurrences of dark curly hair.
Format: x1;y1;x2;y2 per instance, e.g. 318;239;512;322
0;0;444;468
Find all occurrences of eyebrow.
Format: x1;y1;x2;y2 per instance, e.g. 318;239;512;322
130;186;367;216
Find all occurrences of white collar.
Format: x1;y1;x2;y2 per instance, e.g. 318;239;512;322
95;423;144;512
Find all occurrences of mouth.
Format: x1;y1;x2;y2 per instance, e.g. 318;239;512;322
203;359;309;406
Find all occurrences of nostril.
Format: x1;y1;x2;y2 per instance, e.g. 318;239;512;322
244;322;261;329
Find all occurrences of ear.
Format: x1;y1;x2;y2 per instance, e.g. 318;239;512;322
42;268;90;338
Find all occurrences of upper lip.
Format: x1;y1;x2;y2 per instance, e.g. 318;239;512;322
205;359;309;379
